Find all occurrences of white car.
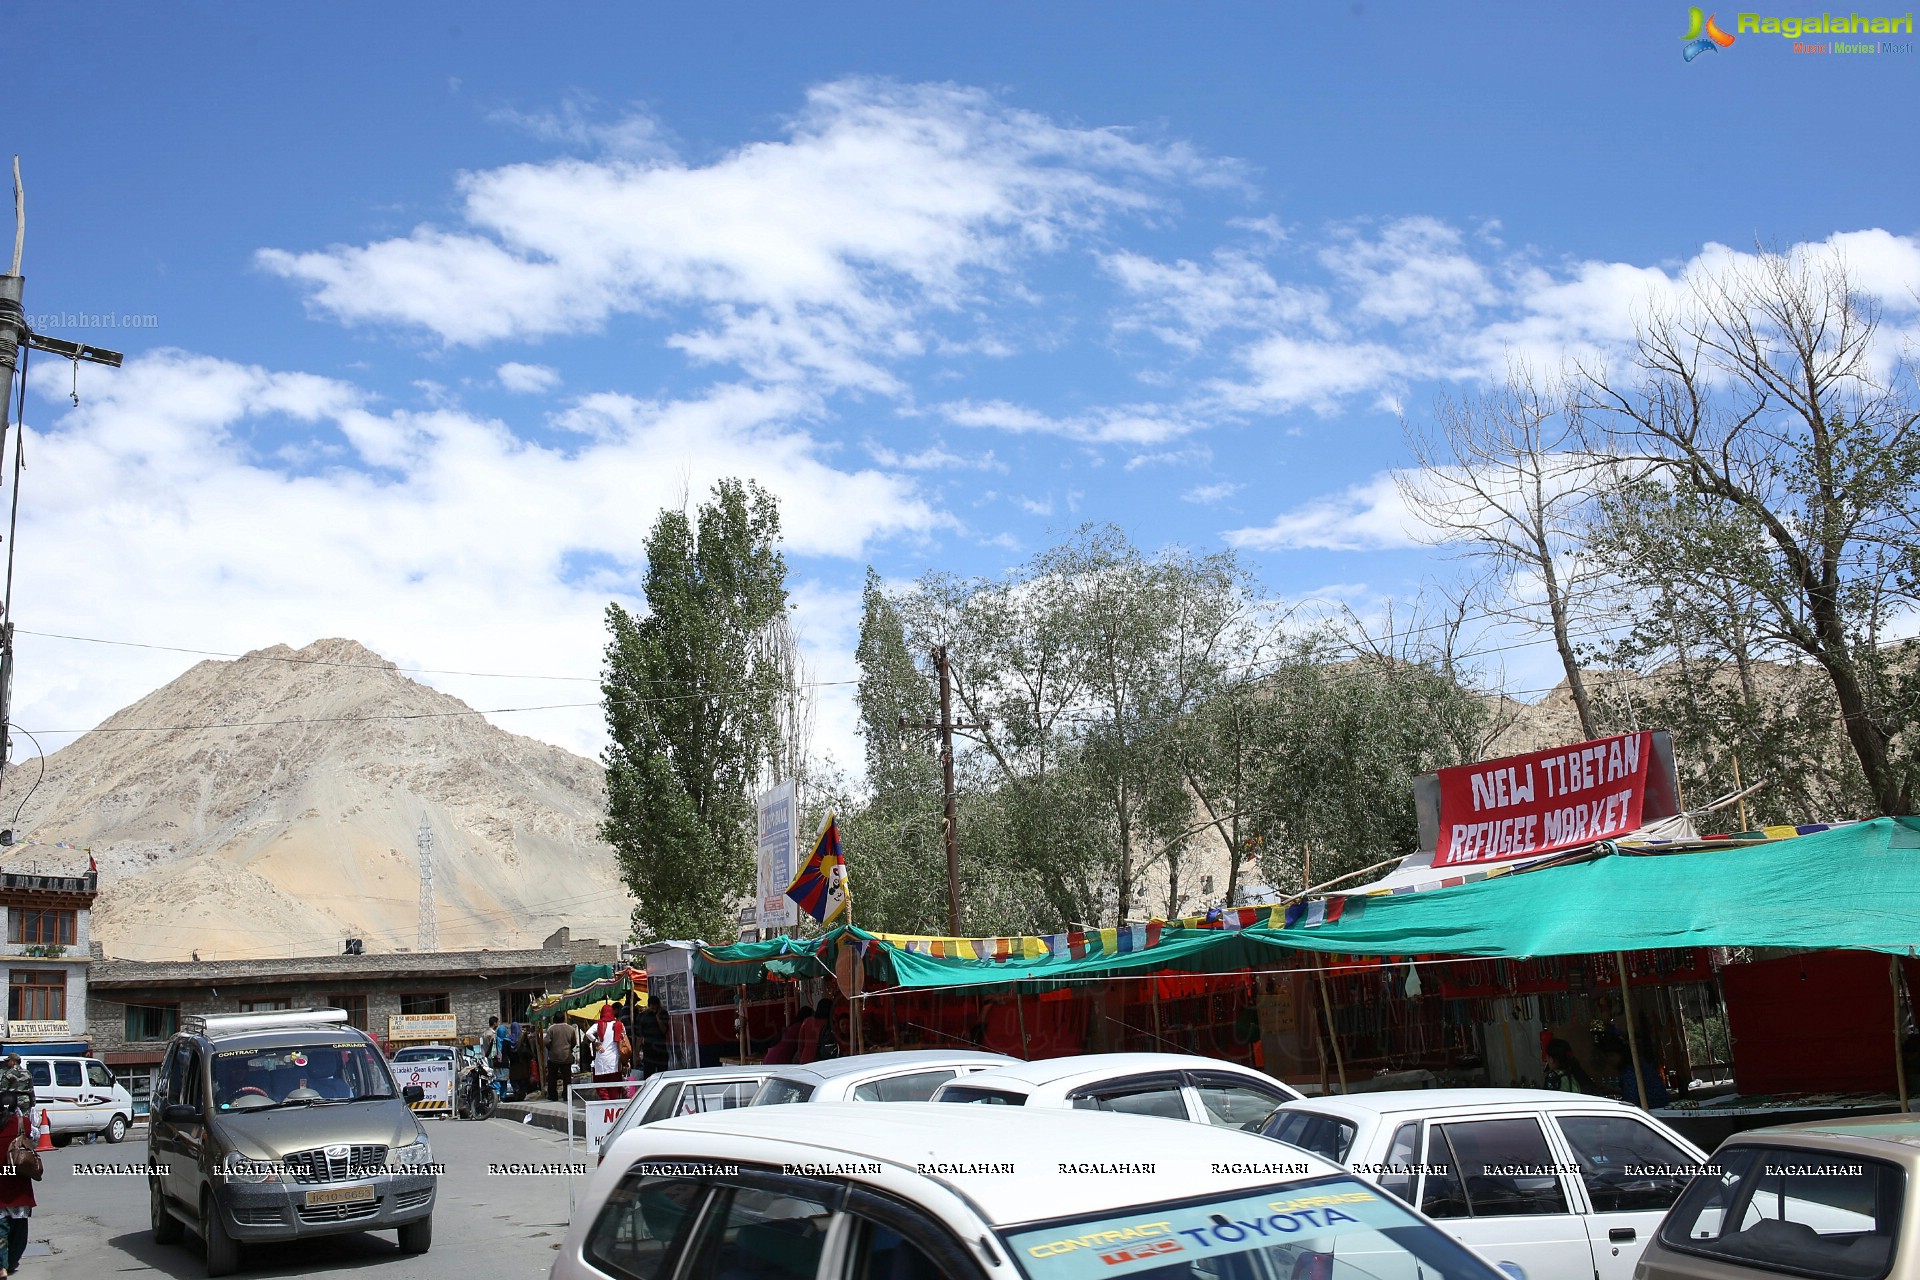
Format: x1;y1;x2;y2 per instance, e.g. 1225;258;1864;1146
931;1052;1302;1130
555;1102;1516;1280
594;1065;776;1163
1259;1088;1711;1280
750;1049;1015;1105
23;1054;136;1144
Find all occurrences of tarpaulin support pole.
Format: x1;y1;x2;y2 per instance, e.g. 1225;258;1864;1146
1016;988;1031;1060
736;987;748;1064
1150;975;1163;1044
1893;956;1910;1114
1618;951;1650;1109
1316;965;1348;1095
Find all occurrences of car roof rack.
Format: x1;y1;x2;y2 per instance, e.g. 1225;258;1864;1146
180;1008;352;1037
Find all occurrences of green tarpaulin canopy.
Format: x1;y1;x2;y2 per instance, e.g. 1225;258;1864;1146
691;817;1920;989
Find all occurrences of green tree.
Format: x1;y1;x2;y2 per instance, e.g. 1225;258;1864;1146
601;479;792;942
1582;249;1920;814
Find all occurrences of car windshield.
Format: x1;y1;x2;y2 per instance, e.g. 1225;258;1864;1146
212;1041;396;1110
1001;1176;1503;1280
392;1048;450;1063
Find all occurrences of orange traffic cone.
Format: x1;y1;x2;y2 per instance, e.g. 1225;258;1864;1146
34;1110;52;1153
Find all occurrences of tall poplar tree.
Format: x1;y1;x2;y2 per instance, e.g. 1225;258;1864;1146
601;479;792;942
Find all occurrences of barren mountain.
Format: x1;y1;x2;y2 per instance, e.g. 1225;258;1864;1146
0;638;631;960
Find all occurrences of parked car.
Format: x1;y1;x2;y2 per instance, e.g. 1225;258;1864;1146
20;1053;135;1144
148;1007;437;1277
593;1065;776;1163
1259;1087;1709;1280
750;1049;1015;1105
931;1052;1302;1129
557;1102;1518;1280
1636;1111;1920;1279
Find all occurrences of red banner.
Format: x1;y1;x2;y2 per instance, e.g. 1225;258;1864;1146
1432;732;1653;868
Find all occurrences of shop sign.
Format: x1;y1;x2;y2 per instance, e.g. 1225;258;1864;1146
1430;732;1664;868
387;1013;457;1040
5;1020;70;1040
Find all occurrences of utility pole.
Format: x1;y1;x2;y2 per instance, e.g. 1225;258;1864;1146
900;645;983;936
0;157;121;777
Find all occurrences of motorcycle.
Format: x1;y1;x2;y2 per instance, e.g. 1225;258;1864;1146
457;1048;498;1121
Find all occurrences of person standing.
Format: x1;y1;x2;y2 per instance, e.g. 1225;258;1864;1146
508;1023;535;1102
0;1101;36;1278
589;1007;625;1094
544;1015;581;1099
638;1004;670;1077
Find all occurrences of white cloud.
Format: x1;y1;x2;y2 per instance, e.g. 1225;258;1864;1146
1321;216;1500;326
496;361;560;393
1225;471;1424;552
940;398;1198;445
1181;481;1241;505
1216;333;1399;414
863;440;1006;471
12;352;949;767
259;79;1219;394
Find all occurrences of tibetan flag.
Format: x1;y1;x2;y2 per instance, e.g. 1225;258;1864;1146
785;812;850;924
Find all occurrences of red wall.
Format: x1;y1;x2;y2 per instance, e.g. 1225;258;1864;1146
1722;950;1898;1094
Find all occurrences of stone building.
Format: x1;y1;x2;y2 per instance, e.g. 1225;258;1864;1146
1;864;100;1049
87;928;616;1103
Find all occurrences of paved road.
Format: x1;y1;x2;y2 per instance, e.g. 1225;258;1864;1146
27;1115;595;1279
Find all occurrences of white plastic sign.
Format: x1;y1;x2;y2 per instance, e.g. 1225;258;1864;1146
400;1061;453;1112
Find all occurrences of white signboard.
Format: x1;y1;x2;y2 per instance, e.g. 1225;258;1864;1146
583;1083;644;1154
388;1013;457;1040
4;1021;70;1041
756;781;797;930
397;1060;454;1112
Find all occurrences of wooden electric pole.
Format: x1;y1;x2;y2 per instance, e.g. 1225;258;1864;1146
901;645;983;936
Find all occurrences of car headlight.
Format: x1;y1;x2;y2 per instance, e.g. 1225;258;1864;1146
221;1151;278;1184
391;1138;433;1169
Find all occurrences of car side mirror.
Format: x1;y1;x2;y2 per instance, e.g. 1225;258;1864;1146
161;1102;202;1124
402;1085;424;1104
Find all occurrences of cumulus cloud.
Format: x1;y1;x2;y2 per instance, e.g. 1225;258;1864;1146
1225;471;1425;552
259;79;1221;395
13;352;947;763
496;361;560;393
940;398;1199;446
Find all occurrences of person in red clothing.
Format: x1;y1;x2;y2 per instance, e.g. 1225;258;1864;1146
0;1103;35;1278
761;1007;815;1065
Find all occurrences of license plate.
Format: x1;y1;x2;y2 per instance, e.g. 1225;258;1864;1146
304;1184;375;1207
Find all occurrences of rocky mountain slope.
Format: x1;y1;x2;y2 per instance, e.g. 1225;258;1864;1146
0;638;631;960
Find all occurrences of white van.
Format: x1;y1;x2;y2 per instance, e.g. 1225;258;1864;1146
24;1054;135;1144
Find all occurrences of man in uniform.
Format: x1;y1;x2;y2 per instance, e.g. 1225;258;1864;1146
0;1057;32;1113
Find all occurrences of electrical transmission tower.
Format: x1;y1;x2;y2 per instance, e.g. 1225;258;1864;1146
416;815;439;952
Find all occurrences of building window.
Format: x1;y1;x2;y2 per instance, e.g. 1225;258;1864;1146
237;998;292;1013
9;909;76;947
8;969;66;1021
125;1002;180;1042
399;993;451;1015
329;993;369;1031
501;990;538;1024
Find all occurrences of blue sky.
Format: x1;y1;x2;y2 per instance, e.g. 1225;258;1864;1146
12;3;1920;771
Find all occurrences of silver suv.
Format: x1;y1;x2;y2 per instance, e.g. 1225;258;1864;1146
148;1008;438;1276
